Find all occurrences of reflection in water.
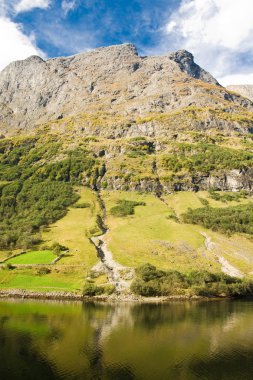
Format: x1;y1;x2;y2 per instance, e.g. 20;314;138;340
0;300;253;379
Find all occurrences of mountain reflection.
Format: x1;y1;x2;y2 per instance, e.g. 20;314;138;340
0;299;253;379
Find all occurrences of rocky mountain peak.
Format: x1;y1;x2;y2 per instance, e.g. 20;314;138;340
0;43;252;135
168;49;219;85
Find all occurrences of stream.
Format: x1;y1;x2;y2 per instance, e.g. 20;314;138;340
90;192;134;293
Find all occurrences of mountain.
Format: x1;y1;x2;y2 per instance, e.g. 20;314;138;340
0;43;253;298
227;84;253;102
0;43;252;136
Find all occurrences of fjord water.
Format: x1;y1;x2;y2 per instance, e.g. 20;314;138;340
0;300;253;380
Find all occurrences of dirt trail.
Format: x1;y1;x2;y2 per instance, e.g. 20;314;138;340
201;232;244;278
90;193;134;293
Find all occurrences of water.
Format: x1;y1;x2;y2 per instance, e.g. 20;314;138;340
0;299;253;380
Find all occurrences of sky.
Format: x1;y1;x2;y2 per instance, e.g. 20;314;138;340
1;0;253;85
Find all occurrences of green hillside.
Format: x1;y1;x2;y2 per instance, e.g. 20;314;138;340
0;120;253;298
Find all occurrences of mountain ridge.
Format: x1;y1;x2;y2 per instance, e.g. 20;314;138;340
0;43;252;136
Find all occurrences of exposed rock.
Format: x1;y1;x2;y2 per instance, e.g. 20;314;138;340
0;43;252;134
97;169;253;193
168;49;219;85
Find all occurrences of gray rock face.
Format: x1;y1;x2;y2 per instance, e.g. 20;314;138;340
227;85;253;102
168;50;219;85
0;43;252;134
99;169;253;194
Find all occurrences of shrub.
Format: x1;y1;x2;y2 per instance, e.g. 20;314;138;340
208;190;248;203
103;284;115;295
162;143;253;174
182;204;253;235
131;264;253;298
37;267;51;275
131;278;161;296
199;198;209;206
51;242;68;256
0;180;78;249
2;263;15;270
83;283;104;296
136;263;165;282
110;200;146;217
72;202;90;208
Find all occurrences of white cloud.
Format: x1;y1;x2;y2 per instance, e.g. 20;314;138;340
0;17;44;70
62;0;77;16
219;73;253;87
0;0;45;71
15;0;50;14
163;0;253;85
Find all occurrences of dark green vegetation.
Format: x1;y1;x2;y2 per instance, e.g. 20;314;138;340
110;200;146;217
0;180;77;249
83;283;115;296
72;202;90;208
131;264;253;297
208;190;247;202
0;138;95;183
0;137;99;249
183;203;253;235
162;143;253;174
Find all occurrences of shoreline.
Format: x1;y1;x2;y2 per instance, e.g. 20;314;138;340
0;289;237;303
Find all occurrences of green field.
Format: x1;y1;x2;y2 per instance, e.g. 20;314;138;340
102;190;253;275
42;186;99;269
0;187;101;293
0;268;84;292
7;250;55;265
1;188;253;293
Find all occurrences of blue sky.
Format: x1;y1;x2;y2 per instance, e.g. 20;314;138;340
13;0;179;57
1;0;253;85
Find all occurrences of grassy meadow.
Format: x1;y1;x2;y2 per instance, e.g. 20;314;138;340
42;187;99;268
103;190;253;275
0;187;100;292
7;250;54;265
1;187;253;293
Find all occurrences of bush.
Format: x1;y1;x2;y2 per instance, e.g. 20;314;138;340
131;264;253;298
103;284;115;295
0;137;98;250
0;180;78;249
136;263;165;282
51;242;68;256
131;278;161;296
199;198;209;206
208;190;248;203
110;200;146;217
37;267;51;275
182;203;253;235
162;143;253;174
72;202;90;208
83;283;104;296
2;263;15;270
131;264;187;296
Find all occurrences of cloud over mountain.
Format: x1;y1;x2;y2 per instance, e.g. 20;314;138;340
163;0;253;85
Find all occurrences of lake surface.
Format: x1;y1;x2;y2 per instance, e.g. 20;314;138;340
0;299;253;380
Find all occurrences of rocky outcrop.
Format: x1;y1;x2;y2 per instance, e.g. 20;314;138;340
168;50;219;85
0;43;253;135
94;168;253;194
